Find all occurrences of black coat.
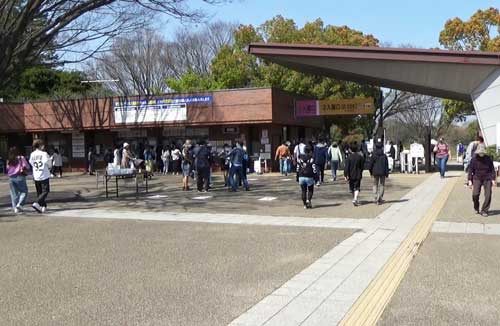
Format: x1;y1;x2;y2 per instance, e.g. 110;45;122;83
194;145;211;170
369;148;389;177
468;155;495;181
344;152;365;180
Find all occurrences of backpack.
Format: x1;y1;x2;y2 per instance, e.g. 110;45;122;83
298;157;315;177
182;147;193;164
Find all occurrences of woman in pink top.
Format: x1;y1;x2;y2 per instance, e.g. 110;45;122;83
7;147;30;214
434;137;450;178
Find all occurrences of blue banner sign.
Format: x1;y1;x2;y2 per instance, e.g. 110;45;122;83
114;96;212;109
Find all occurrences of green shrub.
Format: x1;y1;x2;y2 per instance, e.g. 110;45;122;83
486;146;500;161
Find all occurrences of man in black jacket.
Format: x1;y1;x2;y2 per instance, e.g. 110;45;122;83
344;144;365;206
369;142;389;205
468;143;496;216
193;140;212;192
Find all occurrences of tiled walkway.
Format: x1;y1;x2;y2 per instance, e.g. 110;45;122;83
432;221;500;235
230;173;457;326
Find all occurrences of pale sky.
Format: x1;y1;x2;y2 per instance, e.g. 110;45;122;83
162;0;499;48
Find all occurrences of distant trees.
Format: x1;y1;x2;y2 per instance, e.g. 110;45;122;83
88;21;236;96
0;0;229;98
439;7;500;122
167;16;381;136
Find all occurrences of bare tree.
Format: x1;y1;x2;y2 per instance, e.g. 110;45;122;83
172;21;237;76
0;0;228;90
87;30;179;95
389;94;444;171
393;94;443;141
87;21;237;95
372;89;416;136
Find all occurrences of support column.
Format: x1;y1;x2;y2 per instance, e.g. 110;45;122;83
471;68;500;147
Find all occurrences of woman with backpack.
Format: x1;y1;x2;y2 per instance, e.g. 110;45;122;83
7;147;30;214
296;146;317;209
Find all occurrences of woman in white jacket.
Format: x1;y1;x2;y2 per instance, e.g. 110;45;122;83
328;142;343;181
161;147;171;175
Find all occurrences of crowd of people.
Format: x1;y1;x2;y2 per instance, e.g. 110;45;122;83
277;138;389;208
3;133;496;217
102;140;251;193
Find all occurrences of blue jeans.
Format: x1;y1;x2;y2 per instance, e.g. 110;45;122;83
331;161;340;179
230;165;248;190
9;175;28;210
436;156;448;177
298;177;315;187
279;158;290;175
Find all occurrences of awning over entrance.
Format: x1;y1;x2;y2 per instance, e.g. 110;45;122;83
248;43;500;145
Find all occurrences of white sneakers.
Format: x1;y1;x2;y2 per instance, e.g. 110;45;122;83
12;205;25;214
32;202;42;213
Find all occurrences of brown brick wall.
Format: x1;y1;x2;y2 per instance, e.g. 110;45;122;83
0;88;325;133
24;97;114;131
0;103;25;132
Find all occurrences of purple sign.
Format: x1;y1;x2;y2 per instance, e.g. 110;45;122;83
296;100;318;117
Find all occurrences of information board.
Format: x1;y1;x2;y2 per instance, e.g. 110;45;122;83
410;143;425;158
113;96;212;124
72;132;85;158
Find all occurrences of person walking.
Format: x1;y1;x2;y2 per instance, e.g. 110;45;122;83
388;141;396;160
328;141;343;181
296;146;317;209
434;137;450;178
313;139;328;185
87;147;96;175
468;143;496;216
7;147;30;214
113;145;121;167
229;142;249;192
121;143;134;169
172;146;182;175
143;145;155;177
344;144;365;206
194;140;212;192
219;144;231;187
103;148;113;166
181;140;193;191
293;139;306;162
29;139;52;213
369;142;389;205
457;142;465;164
161;146;171;175
241;145;250;190
464;135;484;185
361;139;369;160
51;149;63;178
275;141;291;176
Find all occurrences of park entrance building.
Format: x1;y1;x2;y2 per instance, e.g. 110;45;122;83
0;88;324;171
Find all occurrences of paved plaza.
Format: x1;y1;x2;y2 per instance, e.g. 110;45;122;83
0;171;426;219
1;170;500;325
0;217;351;326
